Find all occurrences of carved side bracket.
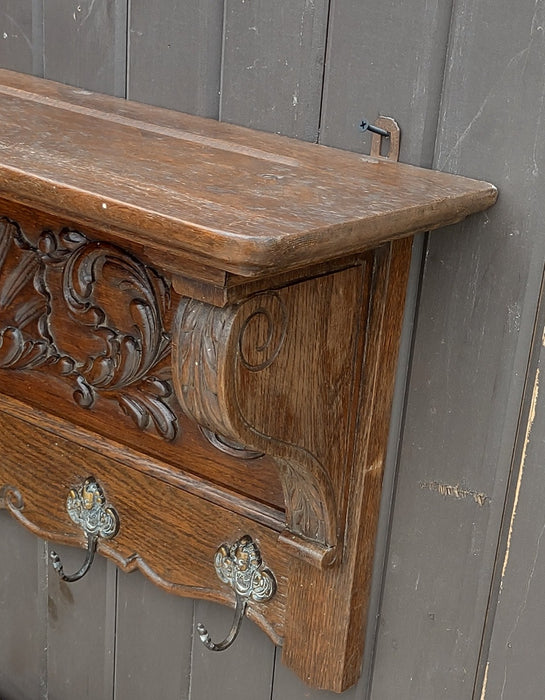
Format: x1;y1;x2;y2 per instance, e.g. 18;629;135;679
172;294;339;567
173;266;369;568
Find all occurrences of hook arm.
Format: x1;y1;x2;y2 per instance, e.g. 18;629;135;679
50;534;98;583
197;594;248;652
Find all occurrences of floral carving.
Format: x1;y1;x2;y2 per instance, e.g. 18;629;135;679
0;217;178;441
0;220;50;369
276;458;329;543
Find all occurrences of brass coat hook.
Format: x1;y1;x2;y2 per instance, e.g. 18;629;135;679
50;477;119;583
197;535;276;652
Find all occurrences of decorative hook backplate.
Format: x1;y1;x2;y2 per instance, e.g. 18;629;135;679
50;477;119;582
197;535;276;651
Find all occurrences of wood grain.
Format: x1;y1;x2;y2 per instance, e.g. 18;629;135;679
0;408;289;645
173;260;374;569
0;212;285;510
0;69;496;278
281;238;413;691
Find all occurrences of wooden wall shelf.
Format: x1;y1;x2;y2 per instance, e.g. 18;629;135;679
0;69;497;692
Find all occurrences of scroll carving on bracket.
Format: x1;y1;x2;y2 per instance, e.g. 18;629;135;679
0;218;178;441
172;294;339;567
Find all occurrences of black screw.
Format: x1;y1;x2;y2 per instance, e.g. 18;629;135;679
360;119;390;138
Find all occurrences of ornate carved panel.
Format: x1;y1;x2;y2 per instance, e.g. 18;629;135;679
0;218;177;441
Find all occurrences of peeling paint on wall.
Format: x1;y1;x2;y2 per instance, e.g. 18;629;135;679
501;366;540;580
480;661;490;699
419;480;490;506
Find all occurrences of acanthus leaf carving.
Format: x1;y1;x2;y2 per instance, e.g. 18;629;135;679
0;220;54;370
275;458;329;544
0;217;178;441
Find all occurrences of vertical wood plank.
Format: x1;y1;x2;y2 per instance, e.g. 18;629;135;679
308;0;455;696
0;513;47;700
127;0;224;117
122;5;226;697
220;0;330;140
319;0;454;164
0;2;34;74
46;546;117;700
479;273;545;699
43;0;127;96
113;572;193;700
189;600;276;700
216;0;329;700
371;0;545;697
218;8;336;690
271;655;360;700
0;1;43;77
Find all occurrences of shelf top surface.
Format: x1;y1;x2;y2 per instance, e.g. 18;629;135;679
0;69;497;277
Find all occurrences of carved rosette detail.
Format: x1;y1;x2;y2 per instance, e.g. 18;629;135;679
173;293;338;562
0;218;178;441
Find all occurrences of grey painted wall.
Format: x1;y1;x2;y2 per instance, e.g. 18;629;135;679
1;1;544;698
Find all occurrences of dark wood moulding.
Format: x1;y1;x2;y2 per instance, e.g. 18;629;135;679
0;69;497;691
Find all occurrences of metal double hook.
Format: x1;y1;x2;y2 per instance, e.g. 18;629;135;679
197;535;277;653
50;533;98;583
50;477;119;583
197;594;248;652
48;483;274;655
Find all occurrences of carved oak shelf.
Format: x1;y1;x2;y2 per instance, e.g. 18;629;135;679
0;69;497;692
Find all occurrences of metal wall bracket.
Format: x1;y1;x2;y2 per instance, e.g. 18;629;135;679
360;115;401;162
